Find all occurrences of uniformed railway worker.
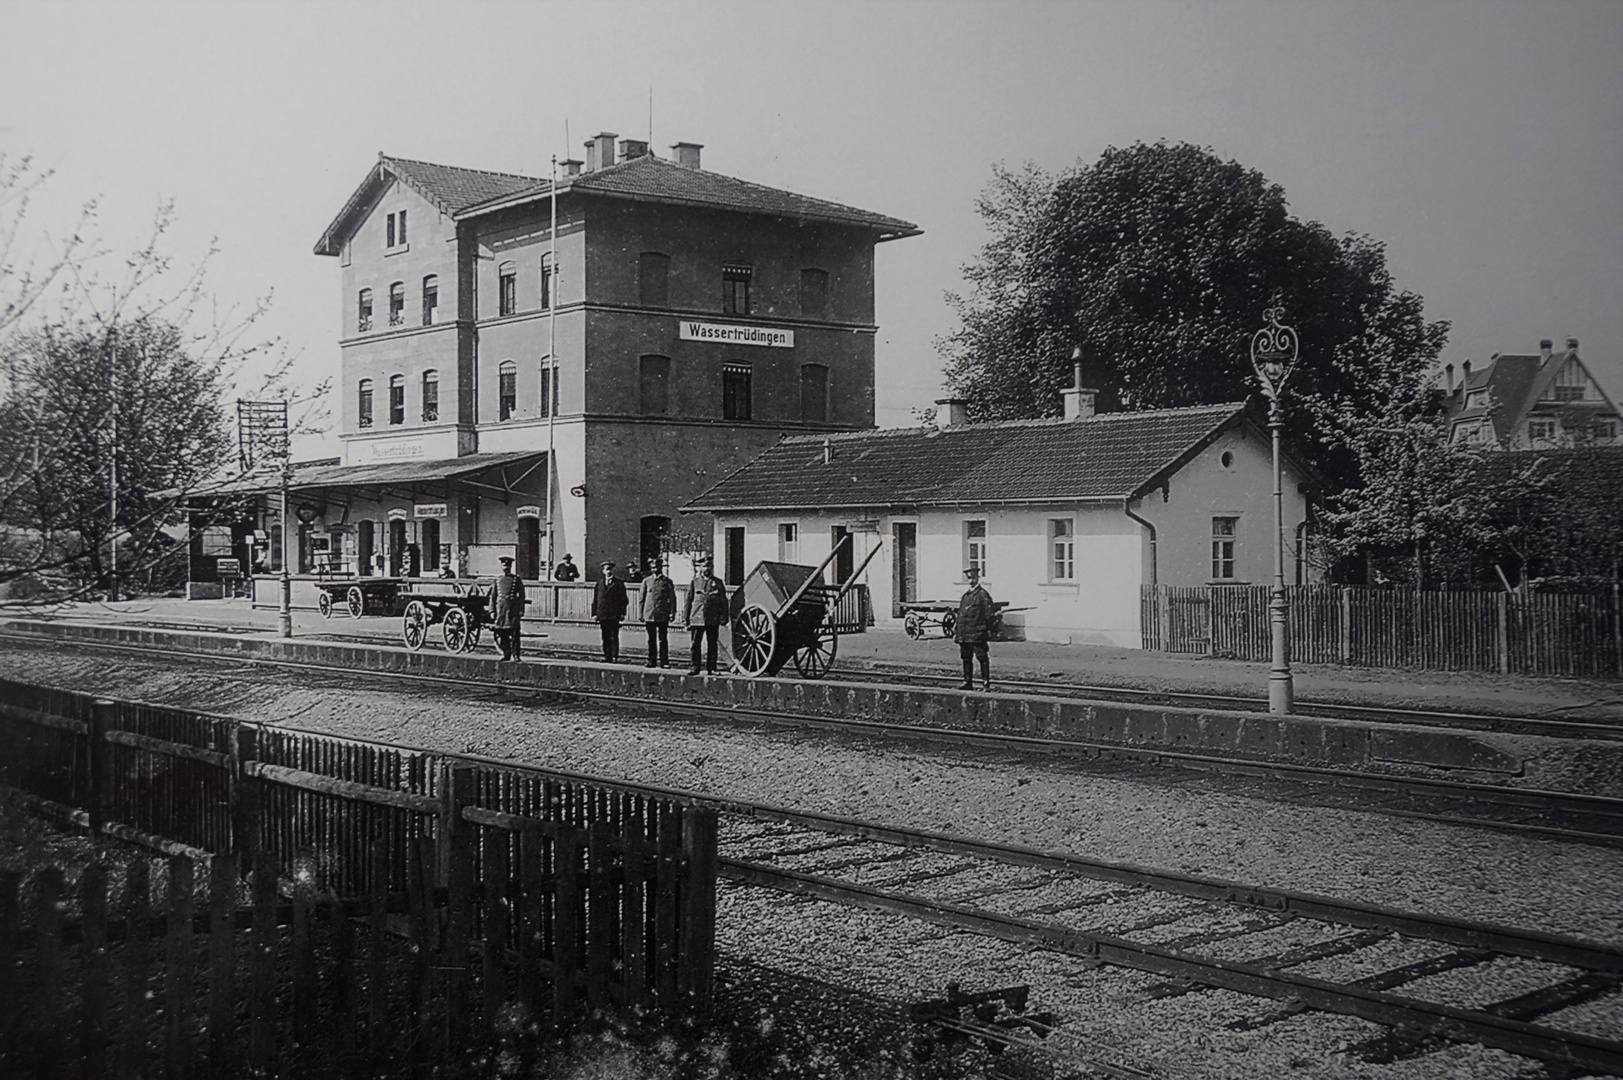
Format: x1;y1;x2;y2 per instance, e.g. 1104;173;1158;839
954;565;995;691
684;555;729;676
489;556;528;661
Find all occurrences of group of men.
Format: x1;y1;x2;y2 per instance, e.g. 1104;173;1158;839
489;553;731;676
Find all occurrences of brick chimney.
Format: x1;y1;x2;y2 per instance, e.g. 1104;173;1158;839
1444;363;1454;393
1061;347;1098;420
618;138;649;161
561;158;584;178
1566;337;1580;353
584;132;618;172
670;142;703;169
1540;338;1553;363
934;398;969;426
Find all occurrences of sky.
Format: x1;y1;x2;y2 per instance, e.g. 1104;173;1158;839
3;0;1620;454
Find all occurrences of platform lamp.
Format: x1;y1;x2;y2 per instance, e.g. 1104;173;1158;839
1250;307;1298;714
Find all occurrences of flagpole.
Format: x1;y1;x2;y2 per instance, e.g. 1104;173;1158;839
546;154;558;578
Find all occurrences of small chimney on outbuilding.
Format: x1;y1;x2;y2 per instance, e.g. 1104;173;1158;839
1061;347;1098;420
670;142;703;170
584;132;618;172
935;398;969;427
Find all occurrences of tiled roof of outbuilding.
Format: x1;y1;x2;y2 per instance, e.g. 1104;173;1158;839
683;403;1250;512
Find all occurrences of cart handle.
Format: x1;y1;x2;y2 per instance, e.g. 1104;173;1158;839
831;538;883;608
776;532;852;617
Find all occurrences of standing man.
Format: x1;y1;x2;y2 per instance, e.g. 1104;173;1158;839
639;559;677;668
684;554;728;676
954;565;996;691
592;560;628;663
553;553;580;581
489;556;528;662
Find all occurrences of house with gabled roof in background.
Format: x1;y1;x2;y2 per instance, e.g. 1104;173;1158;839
682;376;1317;647
1442;337;1621;449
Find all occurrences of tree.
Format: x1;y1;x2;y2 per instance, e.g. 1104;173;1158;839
939;142;1449;486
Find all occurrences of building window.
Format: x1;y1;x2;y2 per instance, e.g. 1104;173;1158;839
539;361;559;418
800;364;828;423
388;375;405;425
1553;385;1585;402
389;282;405;327
1050;519;1074;580
357;379;374;429
498;262;517;317
1211;517;1237;580
722;265;751;316
386;210;407;248
200;525;233;557
498;360;517;421
540;253;555;310
722;364;752;421
422;275;438;326
964;519;987;578
1527;419;1557;443
357;289;373;333
777;523;798;563
1593;421;1618;440
639;252;669;307
422;370;439;422
800;268;828;316
640;355;670;416
386;212;396;248
397;209;405;244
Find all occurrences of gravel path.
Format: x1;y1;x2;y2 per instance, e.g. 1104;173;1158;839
2;645;1620;1079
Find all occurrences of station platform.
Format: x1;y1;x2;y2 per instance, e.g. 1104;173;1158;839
7;595;1620;722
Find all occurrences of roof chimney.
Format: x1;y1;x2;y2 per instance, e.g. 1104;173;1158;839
561;158;584;178
618;138;649;161
1061;347;1098;420
1444;362;1454;393
1566;337;1580;353
934;398;969;427
1463;359;1472;382
1540;338;1553;363
670;142;703;170
584;132;618;172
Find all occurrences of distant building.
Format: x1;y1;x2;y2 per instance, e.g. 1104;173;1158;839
683;389;1316;648
193;135;919;595
1442;338;1621;449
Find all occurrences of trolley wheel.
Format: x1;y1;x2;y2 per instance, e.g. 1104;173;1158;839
732;604;777;678
903;612;924;639
939;611;956;639
442;607;472;653
346;585;366;619
317;591;334;619
402;601;429;651
792;622;838;679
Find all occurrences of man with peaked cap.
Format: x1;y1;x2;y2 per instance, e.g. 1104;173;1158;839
954;565;995;690
489;556;527;661
684;553;728;676
591;560;628;663
639;558;677;668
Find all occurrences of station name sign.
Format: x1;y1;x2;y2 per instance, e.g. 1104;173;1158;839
372;441;424;459
678;321;793;348
414;504;448;520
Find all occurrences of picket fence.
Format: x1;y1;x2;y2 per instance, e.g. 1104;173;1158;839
0;677;717;1078
1140;584;1623;678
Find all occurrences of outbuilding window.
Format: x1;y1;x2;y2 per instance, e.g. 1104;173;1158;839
777;523;798;563
1050;519;1074;580
1211;517;1237;580
964;519;987;578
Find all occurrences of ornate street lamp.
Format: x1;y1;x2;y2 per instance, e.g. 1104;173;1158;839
1250;307;1297;714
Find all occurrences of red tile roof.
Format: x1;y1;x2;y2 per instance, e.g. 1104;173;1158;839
682;403;1249;512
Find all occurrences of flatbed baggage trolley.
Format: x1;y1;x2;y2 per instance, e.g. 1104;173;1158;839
730;534;882;679
400;583;493;653
314;576;409;619
900;599;1013;640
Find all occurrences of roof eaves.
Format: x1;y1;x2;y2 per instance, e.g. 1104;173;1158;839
1127;403;1251;500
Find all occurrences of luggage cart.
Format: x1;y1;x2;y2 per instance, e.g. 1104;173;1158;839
730;535;881;679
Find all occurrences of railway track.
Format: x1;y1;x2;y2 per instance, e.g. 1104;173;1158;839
5;627;1623;848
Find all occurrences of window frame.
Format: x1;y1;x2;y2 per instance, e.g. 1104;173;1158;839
539;360;559;418
721;265;752;316
722;363;753;421
1527;419;1557;443
498;360;517;421
1049;518;1075;581
388;282;405;327
357;379;374;429
1211;516;1238;581
357;289;373;333
777;522;799;564
388;374;406;426
421;275;438;326
963;518;988;579
540;253;555;310
498;262;518;318
421;370;439;422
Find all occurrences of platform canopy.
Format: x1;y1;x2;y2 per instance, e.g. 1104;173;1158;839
188;451;548;504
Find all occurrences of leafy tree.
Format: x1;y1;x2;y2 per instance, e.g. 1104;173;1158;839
939;142;1449;486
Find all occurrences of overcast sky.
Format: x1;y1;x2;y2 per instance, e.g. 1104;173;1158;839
4;0;1619;450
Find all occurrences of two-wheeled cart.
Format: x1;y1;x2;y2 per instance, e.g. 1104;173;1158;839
314;576;409;620
400;583;493;653
730;534;881;679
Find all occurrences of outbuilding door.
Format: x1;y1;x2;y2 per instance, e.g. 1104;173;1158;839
892;522;917;617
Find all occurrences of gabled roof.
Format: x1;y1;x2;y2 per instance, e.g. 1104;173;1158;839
1445;343;1621;443
316;151;920;255
682;403;1254;512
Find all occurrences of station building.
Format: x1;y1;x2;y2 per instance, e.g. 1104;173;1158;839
192;134;919;596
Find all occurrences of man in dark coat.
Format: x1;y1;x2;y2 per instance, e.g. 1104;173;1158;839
639;559;677;668
684;554;728;676
954;565;996;690
489;556;528;661
553;554;580;581
591;560;628;662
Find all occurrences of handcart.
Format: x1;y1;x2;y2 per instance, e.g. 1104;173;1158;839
900;599;1014;640
315;576;409;619
400;582;492;653
730;534;882;679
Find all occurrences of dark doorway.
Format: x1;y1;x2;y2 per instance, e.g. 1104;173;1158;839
388;519;408;577
420;519;440;572
517;517;541;580
724;526;745;587
357;521;375;577
640;515;670;574
830;525;853;584
892;522;917;617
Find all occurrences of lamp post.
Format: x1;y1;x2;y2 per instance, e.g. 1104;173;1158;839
1250;307;1298;714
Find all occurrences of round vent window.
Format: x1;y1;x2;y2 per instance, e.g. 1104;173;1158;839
1220;450;1235;469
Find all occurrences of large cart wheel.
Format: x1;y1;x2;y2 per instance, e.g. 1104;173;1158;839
346;585;366;619
402;601;430;651
939;611;956;639
792;622;838;679
903;612;924;639
317;591;334;619
442;607;473;653
732;604;777;678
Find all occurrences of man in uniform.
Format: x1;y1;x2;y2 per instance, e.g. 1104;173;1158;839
954;565;996;690
592;560;628;662
684;554;728;676
639;558;677;668
489;556;528;661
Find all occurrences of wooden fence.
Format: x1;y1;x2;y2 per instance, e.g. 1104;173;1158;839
1140;584;1623;677
0;677;717;1077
